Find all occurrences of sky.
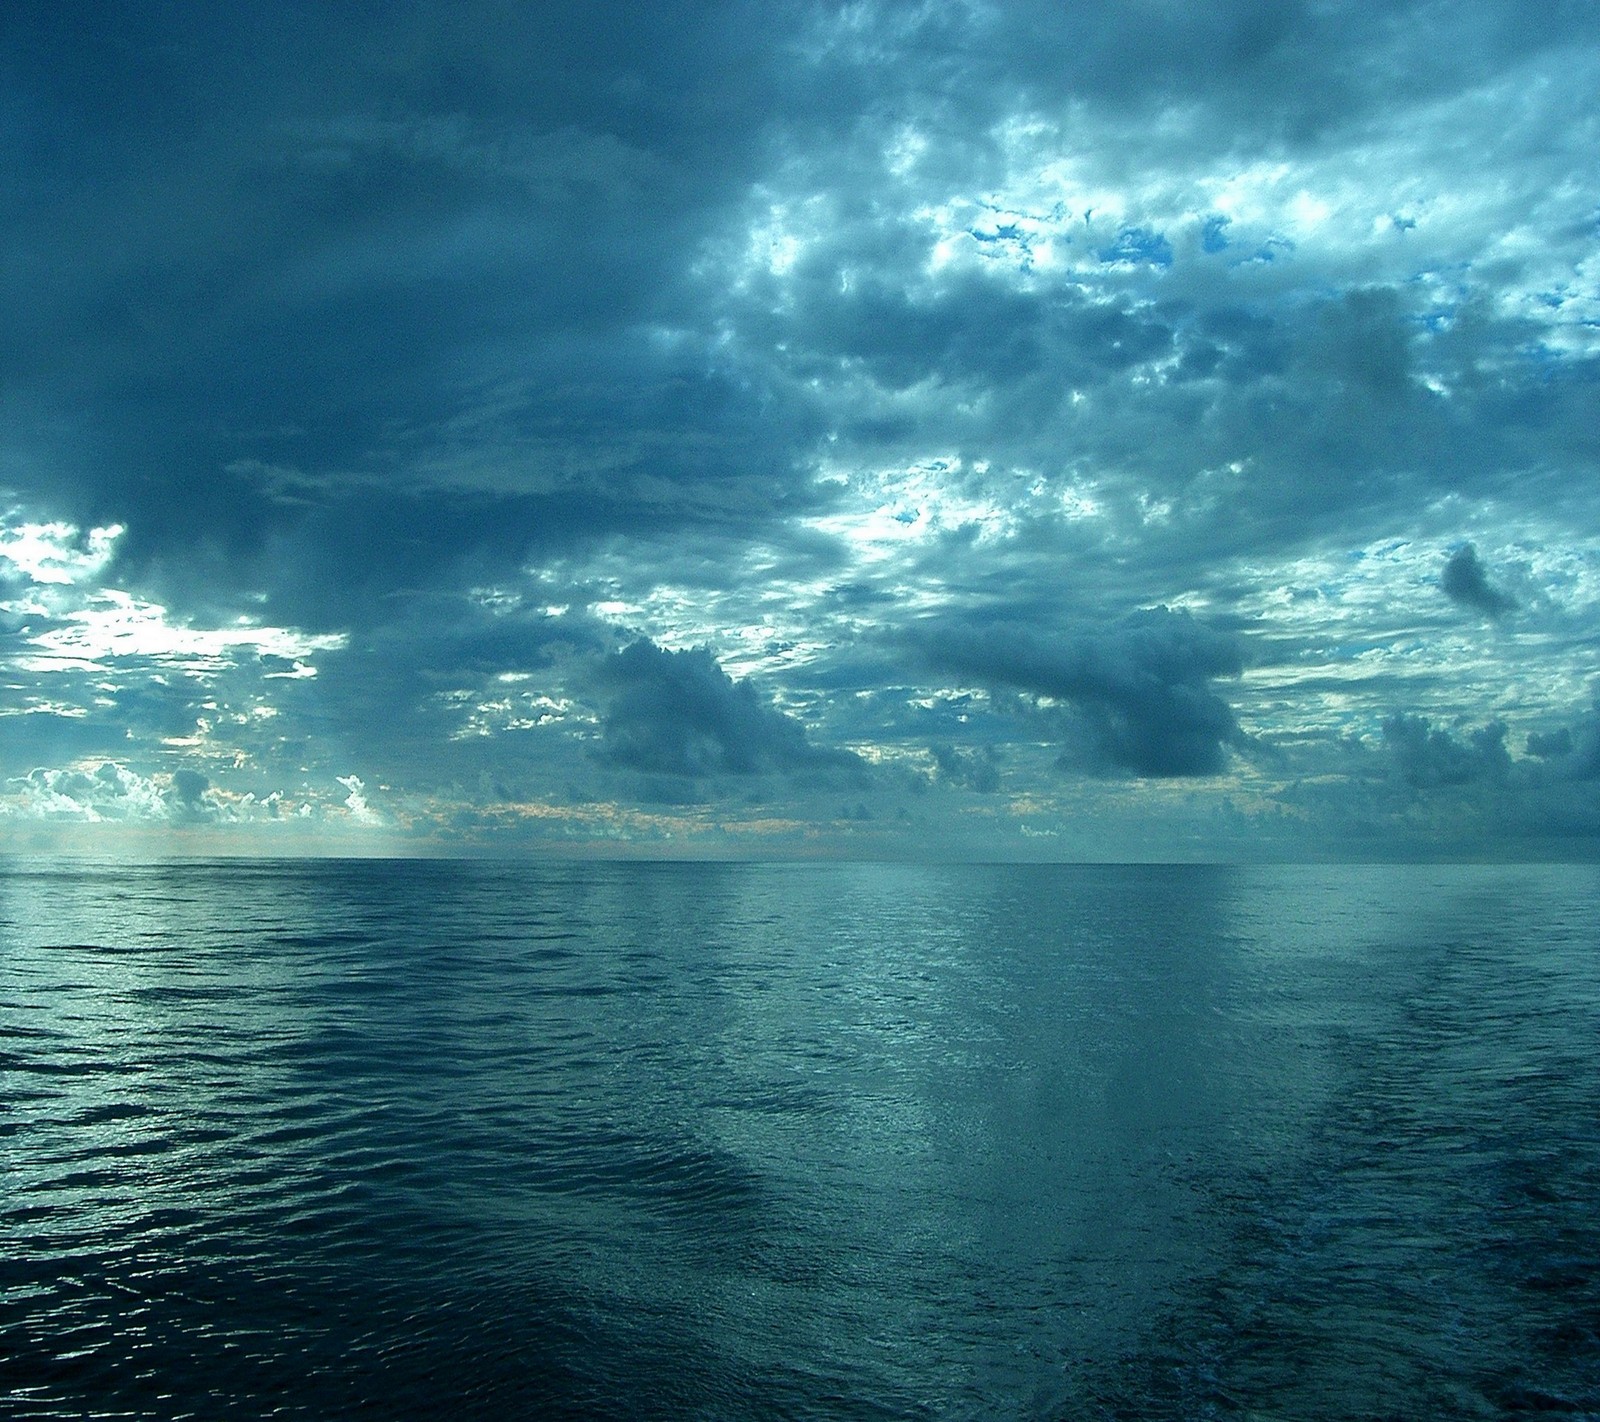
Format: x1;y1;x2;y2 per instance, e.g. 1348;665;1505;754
3;1;1598;860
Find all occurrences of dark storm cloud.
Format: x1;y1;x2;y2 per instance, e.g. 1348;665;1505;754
8;0;1595;611
919;608;1246;778
1383;714;1510;790
586;640;863;782
1440;544;1517;619
6;0;1599;855
199;341;832;633
0;0;826;628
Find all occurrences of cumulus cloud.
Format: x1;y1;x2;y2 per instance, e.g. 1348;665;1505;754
1519;701;1600;783
919;608;1246;778
3;762;209;824
586;640;861;781
1382;714;1510;790
929;743;1002;794
165;767;218;823
336;775;382;826
1526;728;1573;760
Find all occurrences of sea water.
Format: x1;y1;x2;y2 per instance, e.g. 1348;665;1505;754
1;859;1597;1419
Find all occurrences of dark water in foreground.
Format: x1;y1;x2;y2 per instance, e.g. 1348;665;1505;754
2;860;1598;1420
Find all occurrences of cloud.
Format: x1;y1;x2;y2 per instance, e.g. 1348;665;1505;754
1520;701;1600;783
929;742;1002;794
1440;543;1517;618
336;774;382;826
3;763;159;823
3;762;209;825
918;608;1246;777
1382;714;1510;790
1526;728;1573;760
167;767;211;804
1258;700;1600;854
5;1;1600;856
585;640;861;781
1;3;834;639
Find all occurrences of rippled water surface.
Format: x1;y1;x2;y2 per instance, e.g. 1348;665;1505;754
2;859;1598;1419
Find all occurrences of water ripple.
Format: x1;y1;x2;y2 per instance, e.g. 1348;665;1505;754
2;860;1598;1418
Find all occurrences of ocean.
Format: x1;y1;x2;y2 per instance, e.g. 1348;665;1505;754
1;859;1597;1419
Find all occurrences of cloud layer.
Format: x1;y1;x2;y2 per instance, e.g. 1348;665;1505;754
4;1;1598;858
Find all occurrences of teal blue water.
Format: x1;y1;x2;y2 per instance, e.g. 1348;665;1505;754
2;861;1598;1418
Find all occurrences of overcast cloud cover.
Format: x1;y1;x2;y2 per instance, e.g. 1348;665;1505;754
3;1;1598;858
